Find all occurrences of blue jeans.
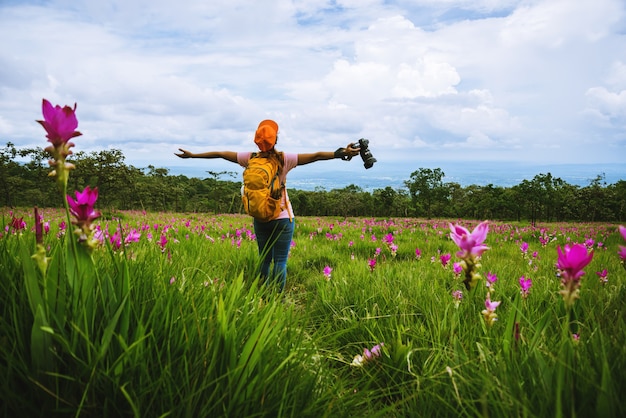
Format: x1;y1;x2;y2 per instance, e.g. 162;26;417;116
253;218;295;292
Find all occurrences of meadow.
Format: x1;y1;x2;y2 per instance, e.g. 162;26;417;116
2;207;625;417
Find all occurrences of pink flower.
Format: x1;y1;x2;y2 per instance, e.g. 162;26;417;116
367;258;377;272
124;229;141;244
519;276;532;298
440;253;451;267
595;269;608;284
449;221;490;259
556;244;594;282
159;234;168;252
453;262;463;276
618;226;626;261
383;233;394;245
67;186;101;227
323;265;332;280
520;242;529;254
415;248;422;259
36;99;82;146
482;294;501;327
10;216;26;232
486;271;498;288
557;244;593;306
351;343;384;367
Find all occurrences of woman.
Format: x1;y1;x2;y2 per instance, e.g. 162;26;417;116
175;119;360;291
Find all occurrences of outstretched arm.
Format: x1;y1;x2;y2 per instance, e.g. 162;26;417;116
175;149;238;163
297;142;360;166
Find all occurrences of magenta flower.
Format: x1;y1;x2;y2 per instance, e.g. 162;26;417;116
440;253;451;267
486;271;498;288
351;343;384;367
124;229;141;244
520;242;529;254
556;244;594;306
519;276;532;298
367;258;377;272
482;294;501;327
556;244;594;281
10;216;26;232
383;233;394;245
453;262;463;276
415;248;422;259
449;221;490;258
452;290;463;307
618;225;626;263
323;265;332;280
595;269;608;284
67;186;101;227
110;230;122;250
37;99;82;146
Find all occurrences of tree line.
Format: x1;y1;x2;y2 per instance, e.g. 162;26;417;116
2;143;625;222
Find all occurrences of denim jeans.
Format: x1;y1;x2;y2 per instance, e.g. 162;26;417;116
253;218;295;292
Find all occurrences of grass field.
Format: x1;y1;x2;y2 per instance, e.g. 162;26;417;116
2;207;625;417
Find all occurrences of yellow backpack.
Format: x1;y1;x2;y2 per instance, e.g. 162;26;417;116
241;152;285;222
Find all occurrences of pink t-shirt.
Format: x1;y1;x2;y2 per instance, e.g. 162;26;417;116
237;152;298;220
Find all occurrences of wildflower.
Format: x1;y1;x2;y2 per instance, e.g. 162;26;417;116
520;242;529;254
449;221;490;259
367;258;376;272
169;277;176;285
595;269;608;284
449;221;489;289
382;233;394;246
486;271;498;289
67;186;102;249
440;253;451;267
519;276;532;298
37;99;81;190
452;290;463;307
10;216;26;232
618;225;626;267
453;262;463;277
351;343;384;367
415;248;422;259
67;186;101;228
481;294;500;327
556;244;593;307
323;265;332;281
31;207;51;275
109;230;122;250
124;229;141;244
159;234;168;252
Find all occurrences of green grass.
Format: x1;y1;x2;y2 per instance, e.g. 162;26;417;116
1;209;625;417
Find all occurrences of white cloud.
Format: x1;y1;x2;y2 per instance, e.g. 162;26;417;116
0;0;625;171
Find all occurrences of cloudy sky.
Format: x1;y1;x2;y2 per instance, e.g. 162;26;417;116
1;0;625;176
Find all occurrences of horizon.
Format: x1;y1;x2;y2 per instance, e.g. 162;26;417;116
165;160;625;191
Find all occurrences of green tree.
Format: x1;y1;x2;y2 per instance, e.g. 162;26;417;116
404;168;447;218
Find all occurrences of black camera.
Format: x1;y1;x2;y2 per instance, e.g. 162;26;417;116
352;138;377;169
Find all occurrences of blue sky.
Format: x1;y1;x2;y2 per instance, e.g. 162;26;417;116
1;0;625;176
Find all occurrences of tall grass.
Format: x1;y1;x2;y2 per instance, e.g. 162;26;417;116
1;210;625;417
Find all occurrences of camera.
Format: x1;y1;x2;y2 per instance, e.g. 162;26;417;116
352;138;377;169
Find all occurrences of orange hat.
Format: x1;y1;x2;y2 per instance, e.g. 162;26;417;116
254;119;278;152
